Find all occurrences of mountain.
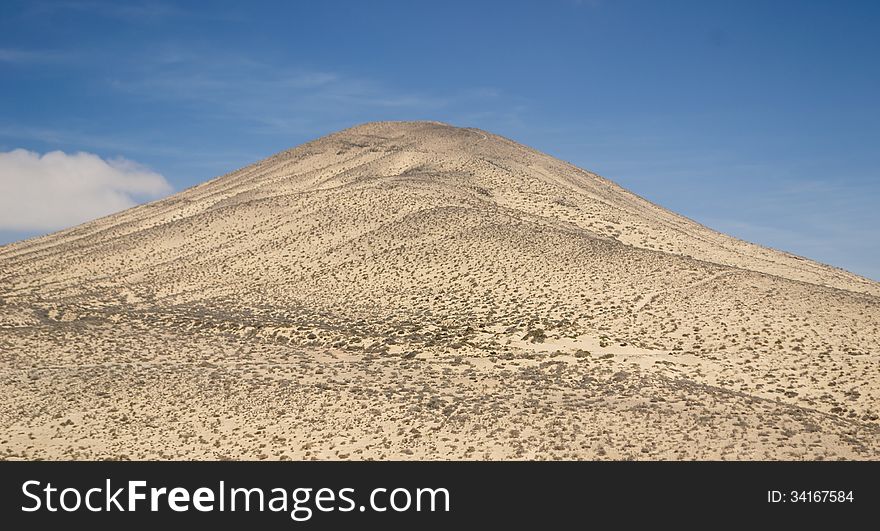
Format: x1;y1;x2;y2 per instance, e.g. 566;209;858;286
1;121;877;460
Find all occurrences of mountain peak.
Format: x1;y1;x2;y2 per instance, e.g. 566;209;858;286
4;121;876;298
320;120;496;153
2;121;878;459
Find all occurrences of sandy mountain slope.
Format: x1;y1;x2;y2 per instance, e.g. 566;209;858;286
1;121;877;460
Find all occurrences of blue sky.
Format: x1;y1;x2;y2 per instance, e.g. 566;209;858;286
1;0;878;280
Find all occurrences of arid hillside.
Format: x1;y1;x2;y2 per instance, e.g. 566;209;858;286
1;121;877;460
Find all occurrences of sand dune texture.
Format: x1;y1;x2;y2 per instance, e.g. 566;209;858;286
1;121;878;460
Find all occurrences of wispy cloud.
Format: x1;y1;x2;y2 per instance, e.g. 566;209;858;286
0;48;74;64
104;50;476;135
22;0;185;21
697;176;880;280
0;124;201;157
708;216;879;282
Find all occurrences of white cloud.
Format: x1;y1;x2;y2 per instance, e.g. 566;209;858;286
0;149;171;231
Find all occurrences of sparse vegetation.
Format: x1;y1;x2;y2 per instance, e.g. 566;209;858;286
0;121;877;461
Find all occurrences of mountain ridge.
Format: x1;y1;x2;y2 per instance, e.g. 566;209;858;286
3;120;874;297
0;120;877;460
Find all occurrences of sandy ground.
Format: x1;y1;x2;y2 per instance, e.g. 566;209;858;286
0;121;877;460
